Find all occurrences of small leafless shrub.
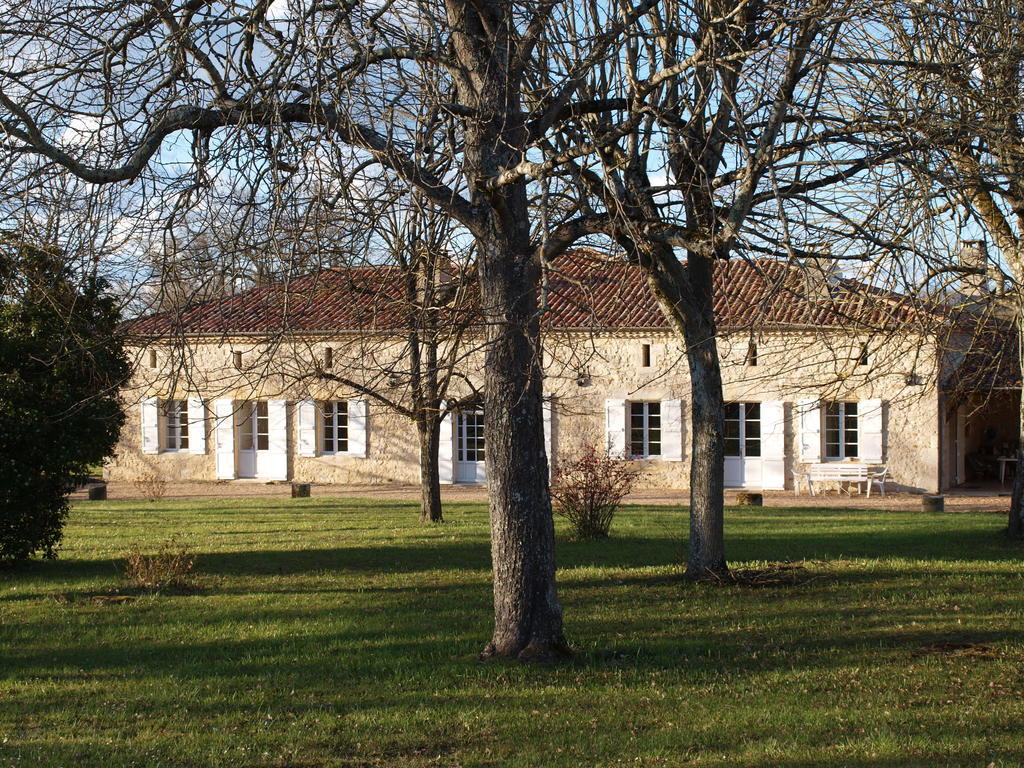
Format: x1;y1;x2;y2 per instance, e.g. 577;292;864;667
122;538;196;591
133;466;167;501
551;445;641;539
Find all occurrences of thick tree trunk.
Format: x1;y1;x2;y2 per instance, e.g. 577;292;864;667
635;244;729;579
1010;319;1024;538
682;255;728;578
418;415;443;523
477;240;571;661
449;0;569;661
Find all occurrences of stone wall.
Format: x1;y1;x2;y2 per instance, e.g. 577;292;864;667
107;327;943;492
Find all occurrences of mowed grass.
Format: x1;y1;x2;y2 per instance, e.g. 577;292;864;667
2;498;1023;768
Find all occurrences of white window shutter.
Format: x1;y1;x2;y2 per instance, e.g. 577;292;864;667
438;401;454;484
761;400;786;490
187;398;207;454
214;399;236;479
661;398;684;462
140;397;160;454
860;398;884;463
265;400;289;480
348;399;368;457
798;398;822;463
605;399;627;458
543;394;554;468
296;399;318;457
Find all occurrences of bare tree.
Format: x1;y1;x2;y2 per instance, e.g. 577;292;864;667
298;184;480;524
0;0;704;659
525;0;899;577
862;0;1024;536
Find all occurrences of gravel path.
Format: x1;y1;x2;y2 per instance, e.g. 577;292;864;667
71;480;1011;513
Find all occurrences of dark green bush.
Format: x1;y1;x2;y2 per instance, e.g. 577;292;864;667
0;235;129;561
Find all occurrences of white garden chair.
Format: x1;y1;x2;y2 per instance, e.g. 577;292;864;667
867;467;888;498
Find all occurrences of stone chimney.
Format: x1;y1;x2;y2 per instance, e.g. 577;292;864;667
957;239;1001;298
802;255;843;301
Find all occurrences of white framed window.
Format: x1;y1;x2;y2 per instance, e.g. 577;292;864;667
724;402;761;458
629;401;661;458
164;399;189;451
240;401;269;451
457;409;485;463
323;401;349;453
825;401;858;459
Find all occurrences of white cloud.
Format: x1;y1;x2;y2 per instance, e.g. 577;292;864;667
60;114;102;148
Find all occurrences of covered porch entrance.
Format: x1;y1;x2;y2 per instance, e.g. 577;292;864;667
944;390;1020;491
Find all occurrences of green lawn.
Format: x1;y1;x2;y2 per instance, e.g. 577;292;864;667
1;499;1023;768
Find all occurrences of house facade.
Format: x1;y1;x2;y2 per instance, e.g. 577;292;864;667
108;252;983;493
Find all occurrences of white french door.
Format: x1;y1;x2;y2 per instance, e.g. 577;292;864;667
724;402;763;488
455;409;486;483
237;401;271;478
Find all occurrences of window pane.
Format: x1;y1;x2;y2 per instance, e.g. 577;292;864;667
724;438;741;457
458;410;484;462
323;410;335;452
745;438;761;457
824;400;840;456
239;406;254;451
745;419;760;440
337;401;349;452
724;419;740;440
724;402;739;421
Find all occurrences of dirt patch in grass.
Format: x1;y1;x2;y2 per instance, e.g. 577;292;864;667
719;561;820;588
47;584;203;605
911;640;999;659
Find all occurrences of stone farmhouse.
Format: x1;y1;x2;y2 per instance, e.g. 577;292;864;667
108;250;1014;494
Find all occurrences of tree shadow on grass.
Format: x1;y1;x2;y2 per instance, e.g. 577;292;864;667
5;553;1021;689
5;515;1020;604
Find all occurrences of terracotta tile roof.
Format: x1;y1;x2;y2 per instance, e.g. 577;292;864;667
128;265;475;336
546;250;936;330
126;249;944;337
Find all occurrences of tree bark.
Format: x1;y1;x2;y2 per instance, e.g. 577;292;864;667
451;0;569;660
476;238;571;662
634;243;729;580
1010;318;1024;538
682;254;728;578
418;414;443;523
